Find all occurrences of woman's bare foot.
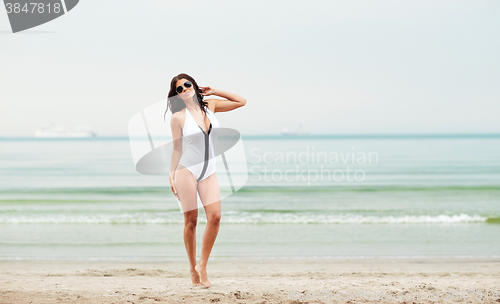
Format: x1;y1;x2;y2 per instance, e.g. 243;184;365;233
194;263;211;288
190;268;201;286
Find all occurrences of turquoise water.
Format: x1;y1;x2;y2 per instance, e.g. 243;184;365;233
0;136;499;260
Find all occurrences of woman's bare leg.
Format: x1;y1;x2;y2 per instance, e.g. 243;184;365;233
183;209;199;286
175;164;200;286
195;172;221;288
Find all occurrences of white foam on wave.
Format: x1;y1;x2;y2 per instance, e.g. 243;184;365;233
0;212;488;224
220;213;488;224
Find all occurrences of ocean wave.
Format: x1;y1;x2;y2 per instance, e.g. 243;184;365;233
0;213;493;225
1;185;500;195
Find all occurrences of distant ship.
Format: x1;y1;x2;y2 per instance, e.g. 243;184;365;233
280;124;308;136
35;124;97;138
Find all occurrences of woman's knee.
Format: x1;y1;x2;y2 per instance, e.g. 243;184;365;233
184;212;198;229
208;212;221;224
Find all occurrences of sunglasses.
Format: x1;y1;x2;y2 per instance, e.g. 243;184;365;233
176;81;192;94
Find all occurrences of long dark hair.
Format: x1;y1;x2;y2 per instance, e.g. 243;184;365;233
163;73;208;121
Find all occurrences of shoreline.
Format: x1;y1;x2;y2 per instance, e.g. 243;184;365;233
1;255;500;261
2;258;499;303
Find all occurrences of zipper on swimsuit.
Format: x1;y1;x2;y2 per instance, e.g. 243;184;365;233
196;123;212;182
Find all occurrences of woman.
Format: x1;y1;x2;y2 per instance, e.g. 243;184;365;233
165;73;246;288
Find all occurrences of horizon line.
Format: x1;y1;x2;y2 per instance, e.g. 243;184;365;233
1;132;500;140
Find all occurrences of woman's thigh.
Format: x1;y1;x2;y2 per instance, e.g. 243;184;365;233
197;172;221;210
174;164;198;213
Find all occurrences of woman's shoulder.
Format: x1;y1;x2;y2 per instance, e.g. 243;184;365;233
170;108;186;124
205;99;217;113
172;107;186;117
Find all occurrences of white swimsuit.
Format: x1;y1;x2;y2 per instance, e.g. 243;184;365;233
178;107;219;182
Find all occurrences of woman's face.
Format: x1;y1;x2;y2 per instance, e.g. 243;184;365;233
175;79;195;100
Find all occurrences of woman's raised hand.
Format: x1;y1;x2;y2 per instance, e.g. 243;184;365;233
199;86;216;96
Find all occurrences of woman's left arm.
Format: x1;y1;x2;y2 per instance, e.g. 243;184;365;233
200;86;246;113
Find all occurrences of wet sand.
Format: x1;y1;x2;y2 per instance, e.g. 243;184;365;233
1;258;499;303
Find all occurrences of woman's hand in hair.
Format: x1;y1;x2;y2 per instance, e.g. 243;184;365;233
199;86;216;96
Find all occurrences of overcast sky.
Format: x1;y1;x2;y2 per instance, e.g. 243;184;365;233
1;0;499;136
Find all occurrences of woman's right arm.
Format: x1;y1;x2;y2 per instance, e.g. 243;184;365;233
169;114;182;201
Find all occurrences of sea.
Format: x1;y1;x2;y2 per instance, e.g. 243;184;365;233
1;134;499;261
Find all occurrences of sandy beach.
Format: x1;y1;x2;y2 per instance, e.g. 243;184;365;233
1;258;499;303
